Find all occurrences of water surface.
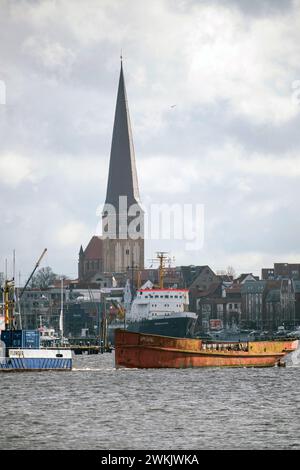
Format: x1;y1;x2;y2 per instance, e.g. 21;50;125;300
0;352;299;450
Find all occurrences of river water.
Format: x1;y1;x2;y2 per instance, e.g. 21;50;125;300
0;351;299;450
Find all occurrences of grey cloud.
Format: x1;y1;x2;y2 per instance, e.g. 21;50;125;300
182;0;295;17
1;0;300;277
220;0;294;17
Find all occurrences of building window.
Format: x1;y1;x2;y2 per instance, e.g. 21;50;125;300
125;249;129;255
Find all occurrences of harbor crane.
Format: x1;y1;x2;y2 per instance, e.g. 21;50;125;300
19;248;47;299
1;248;47;330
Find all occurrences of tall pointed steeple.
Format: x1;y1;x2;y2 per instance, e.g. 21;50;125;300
102;59;144;273
105;59;140;209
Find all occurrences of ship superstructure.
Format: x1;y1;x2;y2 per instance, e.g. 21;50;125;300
126;253;197;337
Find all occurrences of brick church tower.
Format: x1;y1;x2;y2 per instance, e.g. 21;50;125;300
102;59;144;272
78;60;144;281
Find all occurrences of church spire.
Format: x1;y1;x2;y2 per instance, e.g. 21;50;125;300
102;61;144;273
104;60;140;210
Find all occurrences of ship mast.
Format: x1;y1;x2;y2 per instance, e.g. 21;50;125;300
157;252;169;289
4;279;14;330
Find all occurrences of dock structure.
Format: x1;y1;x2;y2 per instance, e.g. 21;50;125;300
48;340;113;355
70;344;113;355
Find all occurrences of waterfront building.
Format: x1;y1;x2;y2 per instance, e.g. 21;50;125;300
194;282;242;332
262;263;300;280
19;287;69;330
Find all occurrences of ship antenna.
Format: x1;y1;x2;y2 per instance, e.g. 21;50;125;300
157;252;169;289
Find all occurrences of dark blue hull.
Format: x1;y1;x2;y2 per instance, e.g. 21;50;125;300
0;358;72;372
126;316;196;338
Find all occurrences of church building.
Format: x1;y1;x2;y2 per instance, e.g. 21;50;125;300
78;60;144;284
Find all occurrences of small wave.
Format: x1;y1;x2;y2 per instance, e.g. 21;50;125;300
287;349;300;367
72;368;116;372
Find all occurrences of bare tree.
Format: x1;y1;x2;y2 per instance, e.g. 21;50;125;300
226;266;236;279
30;267;57;289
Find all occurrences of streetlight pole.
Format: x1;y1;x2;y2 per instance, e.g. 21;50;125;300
60;277;64;340
100;292;107;353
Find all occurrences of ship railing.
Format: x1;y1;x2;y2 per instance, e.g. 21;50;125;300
202;342;249;352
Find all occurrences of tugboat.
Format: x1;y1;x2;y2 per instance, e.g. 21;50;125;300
126;253;197;338
0;251;72;372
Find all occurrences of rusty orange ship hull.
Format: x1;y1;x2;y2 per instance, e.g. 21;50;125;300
115;329;299;369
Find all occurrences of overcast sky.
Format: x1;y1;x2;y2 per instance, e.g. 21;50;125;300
1;0;300;281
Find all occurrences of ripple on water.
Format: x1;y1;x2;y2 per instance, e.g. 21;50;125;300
0;353;299;450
